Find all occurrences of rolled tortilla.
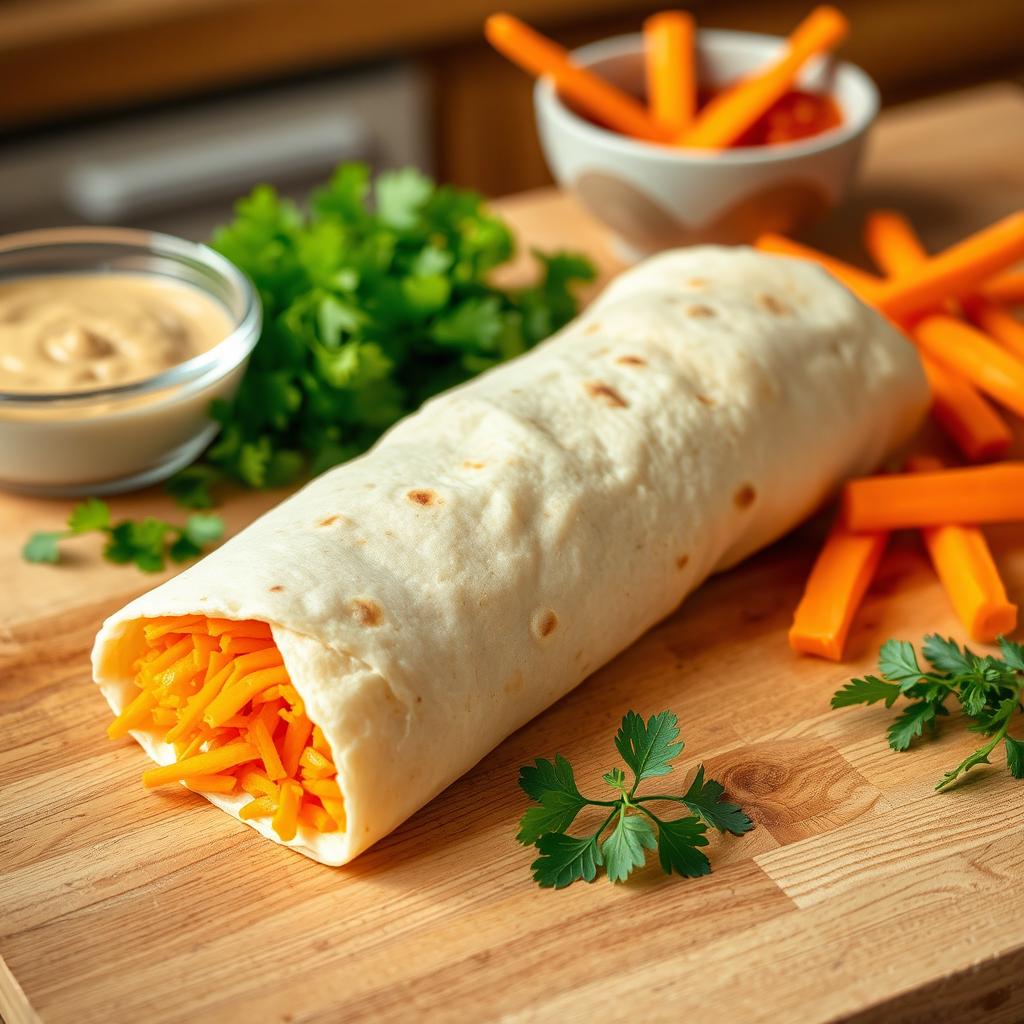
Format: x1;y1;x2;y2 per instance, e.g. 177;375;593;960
93;246;928;865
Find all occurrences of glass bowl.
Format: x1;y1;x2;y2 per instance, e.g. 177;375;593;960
0;227;260;496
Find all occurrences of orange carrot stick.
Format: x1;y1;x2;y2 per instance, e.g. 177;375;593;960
183;774;239;794
755;232;883;300
921;359;1012;463
961;295;1024;360
905;456;1017;642
874;213;1024;320
862;210;1014;461
142;741;260;788
983;270;1024;305
913;314;1024;419
644;11;696;134
485;13;673;143
843;463;1024;531
789;518;889;661
679;6;848;149
272;779;303;842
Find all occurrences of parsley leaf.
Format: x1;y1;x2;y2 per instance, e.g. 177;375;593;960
188;162;594;494
614;710;685;784
517;710;751;889
833;635;1024;790
23;500;223;572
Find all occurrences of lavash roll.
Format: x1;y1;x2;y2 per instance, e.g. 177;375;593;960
92;246;929;865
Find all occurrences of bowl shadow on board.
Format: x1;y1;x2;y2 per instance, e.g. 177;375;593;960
300;524;839;886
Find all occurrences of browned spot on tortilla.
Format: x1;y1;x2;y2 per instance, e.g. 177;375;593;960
734;484;757;509
758;293;790;315
687;304;715;318
407;488;440;507
462;460;486;470
269;585;284;593
675;554;690;570
696;393;716;406
615;355;647;367
504;673;525;696
584;322;602;334
318;515;339;527
584;380;627;408
687;277;709;288
531;608;559;640
349;598;384;627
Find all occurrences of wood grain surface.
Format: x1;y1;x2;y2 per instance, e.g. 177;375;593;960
2;85;1024;1024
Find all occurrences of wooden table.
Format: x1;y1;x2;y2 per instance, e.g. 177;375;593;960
3;84;1024;1024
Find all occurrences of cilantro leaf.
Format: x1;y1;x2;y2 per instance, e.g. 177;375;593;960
166;464;225;509
921;634;974;675
67;497;110;533
516;710;751;890
614;710;685;785
887;701;941;752
834;635;1024;792
183;514;225;546
530;833;603;890
680;764;755;836
601;812;656;883
22;531;64;564
831;675;902;709
1005;735;1024;779
654;815;711;878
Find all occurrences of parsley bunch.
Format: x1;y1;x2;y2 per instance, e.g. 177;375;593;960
517;710;754;889
833;635;1024;790
23;498;223;572
171;163;594;505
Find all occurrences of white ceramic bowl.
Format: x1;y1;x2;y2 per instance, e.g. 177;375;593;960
535;29;879;260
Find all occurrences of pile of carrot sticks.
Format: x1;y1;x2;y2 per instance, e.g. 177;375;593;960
485;6;847;150
771;212;1024;658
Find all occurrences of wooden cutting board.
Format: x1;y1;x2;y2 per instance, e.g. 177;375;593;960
3;84;1024;1024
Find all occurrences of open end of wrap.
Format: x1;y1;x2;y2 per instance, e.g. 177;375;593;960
96;615;348;862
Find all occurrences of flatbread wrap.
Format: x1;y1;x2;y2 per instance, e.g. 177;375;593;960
92;246;929;865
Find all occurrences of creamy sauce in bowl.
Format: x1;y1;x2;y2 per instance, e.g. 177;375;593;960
0;273;233;394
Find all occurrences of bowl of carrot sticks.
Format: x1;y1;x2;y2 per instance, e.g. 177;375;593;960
486;7;878;260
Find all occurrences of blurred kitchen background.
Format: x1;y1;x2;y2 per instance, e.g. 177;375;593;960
2;0;1022;240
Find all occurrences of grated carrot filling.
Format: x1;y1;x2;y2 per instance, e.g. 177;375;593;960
110;616;343;842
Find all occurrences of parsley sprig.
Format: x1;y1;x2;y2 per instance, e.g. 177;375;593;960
832;635;1024;790
517;710;754;889
169;163;594;506
23;498;223;572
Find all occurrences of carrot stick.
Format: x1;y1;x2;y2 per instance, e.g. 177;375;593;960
983;270;1024;305
921;358;1012;463
678;6;848;149
842;463;1024;531
183;774;239;794
905;456;1017;641
862;209;1014;461
913;314;1024;419
272;779;303;842
961;295;1024;360
644;11;696;134
874;213;1024;320
789;518;889;661
142;741;260;788
485;13;673;143
755;232;883;300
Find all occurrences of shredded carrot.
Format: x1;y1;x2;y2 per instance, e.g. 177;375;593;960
913;314;1024;419
484;13;673;143
874;213;1024;320
983;270;1024;305
239;795;276;820
678;6;848;149
863;209;929;277
905;456;1017;642
184;774;239;794
272;780;303;842
109;615;341;841
961;295;1024;360
843;463;1024;531
644;11;696;135
755;233;883;300
789;517;888;661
